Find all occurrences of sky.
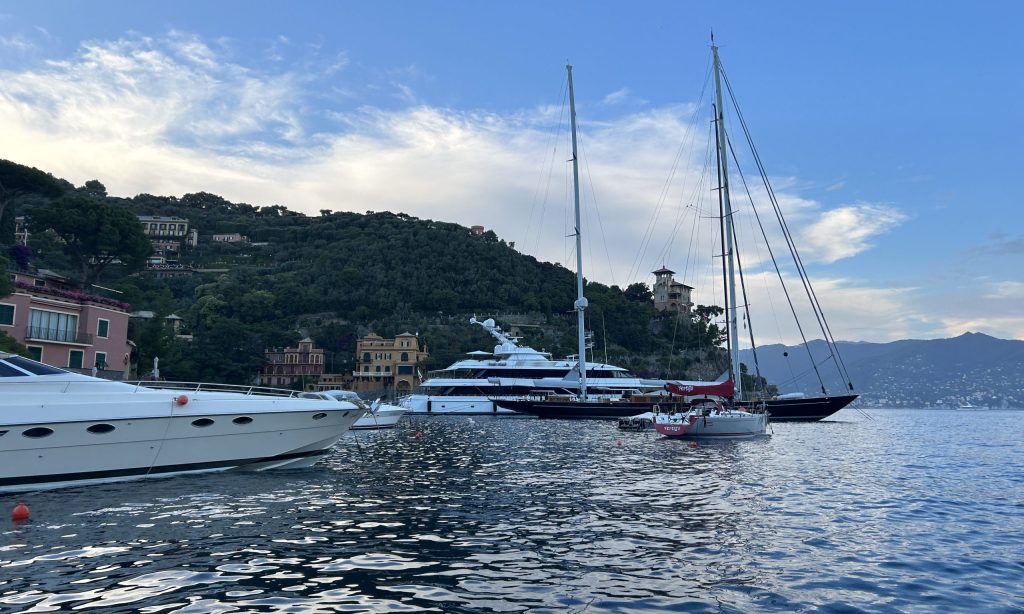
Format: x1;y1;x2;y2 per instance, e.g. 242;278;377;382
1;1;1022;344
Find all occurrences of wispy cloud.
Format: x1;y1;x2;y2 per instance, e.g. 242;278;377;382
2;31;1000;342
798;204;906;263
984;281;1024;300
602;87;631;105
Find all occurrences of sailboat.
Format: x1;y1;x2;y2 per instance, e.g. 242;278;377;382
652;42;769;438
697;38;857;422
494;64;672;419
500;43;857;423
494;65;735;421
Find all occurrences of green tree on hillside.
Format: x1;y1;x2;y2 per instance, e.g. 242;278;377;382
0;159;70;243
27;195;152;285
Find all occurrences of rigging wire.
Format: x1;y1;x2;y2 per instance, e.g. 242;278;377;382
725;124;827;393
576;132;617;287
522;77;569;259
627;59;714;283
720;64;855;393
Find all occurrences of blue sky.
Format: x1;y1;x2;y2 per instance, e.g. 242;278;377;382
1;1;1022;343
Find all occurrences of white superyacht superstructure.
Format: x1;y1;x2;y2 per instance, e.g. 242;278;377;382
398;318;666;415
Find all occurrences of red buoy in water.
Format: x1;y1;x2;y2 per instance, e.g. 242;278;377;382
175;395;189;406
616;440;622;447
689;441;698;448
415;431;423;439
11;502;29;522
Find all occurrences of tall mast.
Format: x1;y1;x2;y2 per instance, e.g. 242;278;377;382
712;43;742;399
567;64;588;398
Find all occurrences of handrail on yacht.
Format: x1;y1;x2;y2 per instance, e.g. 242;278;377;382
125;381;304;397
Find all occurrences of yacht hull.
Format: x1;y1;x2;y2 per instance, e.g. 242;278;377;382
738;394;857;421
400;395;517;415
494;399;664;419
351;406;408;430
653;411;768;439
0;407;359;493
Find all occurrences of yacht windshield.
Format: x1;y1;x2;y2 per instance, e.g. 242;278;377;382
2;356;69;376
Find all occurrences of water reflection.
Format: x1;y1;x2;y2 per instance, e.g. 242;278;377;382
2;410;1022;612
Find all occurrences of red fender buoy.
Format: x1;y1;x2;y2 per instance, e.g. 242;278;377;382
175;395;189;406
11;502;29;522
689;441;698;448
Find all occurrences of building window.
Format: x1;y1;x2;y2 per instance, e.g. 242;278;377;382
401;352;409;362
97;319;110;338
0;304;14;326
27;346;42;362
34;279;46;287
28;309;79;343
95;352;107;370
69;349;84;369
375;366;381;372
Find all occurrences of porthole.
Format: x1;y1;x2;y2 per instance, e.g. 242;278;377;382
191;418;215;428
23;427;54;438
232;416;253;425
312;412;327;420
87;423;116;434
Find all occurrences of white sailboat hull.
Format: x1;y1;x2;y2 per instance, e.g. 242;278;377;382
653;409;768;439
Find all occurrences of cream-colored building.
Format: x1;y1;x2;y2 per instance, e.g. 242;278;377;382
351;332;428;395
652;267;694;314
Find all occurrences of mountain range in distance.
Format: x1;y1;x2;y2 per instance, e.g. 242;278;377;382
740;332;1024;409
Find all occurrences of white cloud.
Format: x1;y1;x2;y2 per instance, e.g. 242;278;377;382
602;87;631;105
985;281;1024;299
2;31;988;342
0;33;34;52
798;204;906;263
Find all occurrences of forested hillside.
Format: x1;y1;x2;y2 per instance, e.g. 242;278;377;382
1;160;727;385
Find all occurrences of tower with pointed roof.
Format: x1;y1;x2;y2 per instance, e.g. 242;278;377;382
652;267;694;314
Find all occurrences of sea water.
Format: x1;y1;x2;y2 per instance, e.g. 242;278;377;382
1;408;1021;612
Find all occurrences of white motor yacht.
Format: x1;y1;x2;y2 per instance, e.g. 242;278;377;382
0;354;362;493
399;317;666;415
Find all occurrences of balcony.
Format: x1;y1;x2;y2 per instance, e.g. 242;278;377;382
26;325;93;345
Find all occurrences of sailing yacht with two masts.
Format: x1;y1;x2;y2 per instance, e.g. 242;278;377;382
498;42;855;428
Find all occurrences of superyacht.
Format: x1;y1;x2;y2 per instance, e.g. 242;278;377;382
398;317;666;415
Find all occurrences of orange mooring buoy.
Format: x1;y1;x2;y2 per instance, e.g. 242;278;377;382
175;395;189;406
11;502;29;522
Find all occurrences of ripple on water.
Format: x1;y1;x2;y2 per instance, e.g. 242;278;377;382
1;410;1023;612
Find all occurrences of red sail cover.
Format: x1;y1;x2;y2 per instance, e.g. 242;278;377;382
665;378;734;398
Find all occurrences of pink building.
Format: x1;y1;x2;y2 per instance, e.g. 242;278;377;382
1;270;132;378
260;337;325;389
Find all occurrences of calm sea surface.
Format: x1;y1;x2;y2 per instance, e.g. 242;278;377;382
1;408;1022;613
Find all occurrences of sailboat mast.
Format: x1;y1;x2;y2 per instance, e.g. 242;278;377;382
566;64;588;399
712;43;742;400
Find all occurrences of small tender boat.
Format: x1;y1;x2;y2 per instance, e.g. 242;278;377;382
321;390;408;429
0;354;363;493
